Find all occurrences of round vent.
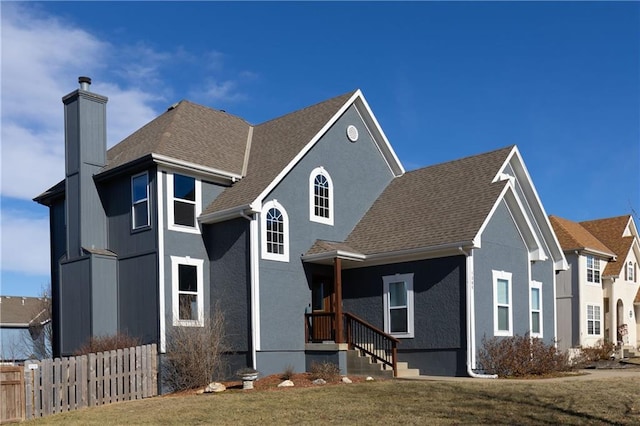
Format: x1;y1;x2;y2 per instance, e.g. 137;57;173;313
346;125;359;142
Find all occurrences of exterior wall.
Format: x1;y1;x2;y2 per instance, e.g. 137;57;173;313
49;199;66;357
531;258;556;342
256;105;396;375
205;218;252;373
90;254;118;337
474;201;532;353
577;254;607;347
609;248;640;347
342;256;467;376
59;257;92;355
556;254;579;350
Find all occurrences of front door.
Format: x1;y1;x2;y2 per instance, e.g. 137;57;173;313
311;276;334;341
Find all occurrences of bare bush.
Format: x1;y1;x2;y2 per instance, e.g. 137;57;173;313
478;334;570;377
74;333;141;355
280;364;295;380
309;361;340;381
163;308;229;391
576;339;615;364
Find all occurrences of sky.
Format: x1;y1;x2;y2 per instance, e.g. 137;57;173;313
1;1;639;297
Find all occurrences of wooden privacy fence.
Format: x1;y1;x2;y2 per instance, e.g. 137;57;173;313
22;344;158;420
1;366;25;423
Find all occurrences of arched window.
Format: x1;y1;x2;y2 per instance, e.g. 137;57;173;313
262;200;289;262
309;167;334;225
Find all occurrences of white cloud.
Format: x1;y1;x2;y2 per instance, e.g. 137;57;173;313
0;210;50;276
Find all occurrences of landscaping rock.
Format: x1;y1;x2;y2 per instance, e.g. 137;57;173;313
312;378;327;385
366;376;375;381
278;380;295;387
341;376;352;384
204;382;226;393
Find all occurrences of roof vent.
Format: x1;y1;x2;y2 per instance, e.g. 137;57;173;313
79;76;92;91
167;101;180;111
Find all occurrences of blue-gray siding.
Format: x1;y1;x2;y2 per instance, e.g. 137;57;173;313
556;254;579;350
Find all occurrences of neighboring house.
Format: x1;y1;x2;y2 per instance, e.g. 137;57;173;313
550;215;640;351
0;296;51;362
35;77;566;380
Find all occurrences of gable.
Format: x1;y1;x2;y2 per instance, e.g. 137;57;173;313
581;215;640;277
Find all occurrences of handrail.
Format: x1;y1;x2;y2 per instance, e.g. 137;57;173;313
343;312;399;376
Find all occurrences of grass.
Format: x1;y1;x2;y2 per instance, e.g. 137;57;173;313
26;376;640;425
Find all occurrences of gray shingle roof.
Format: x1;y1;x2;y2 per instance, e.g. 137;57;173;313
202;90;357;215
103;100;251;176
340;146;514;255
0;296;50;326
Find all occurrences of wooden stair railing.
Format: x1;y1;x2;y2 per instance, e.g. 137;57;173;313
344;312;400;377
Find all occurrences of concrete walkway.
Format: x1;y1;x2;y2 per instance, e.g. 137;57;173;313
398;367;640;383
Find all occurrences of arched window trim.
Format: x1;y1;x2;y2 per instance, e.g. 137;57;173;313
309;166;334;226
261;200;289;262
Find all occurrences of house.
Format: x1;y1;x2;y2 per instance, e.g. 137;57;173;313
0;296;51;362
550;215;640;352
35;77;566;380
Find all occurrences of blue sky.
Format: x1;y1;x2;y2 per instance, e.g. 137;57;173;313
1;1;639;297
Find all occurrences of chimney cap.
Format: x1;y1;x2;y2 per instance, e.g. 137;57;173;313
78;76;92;85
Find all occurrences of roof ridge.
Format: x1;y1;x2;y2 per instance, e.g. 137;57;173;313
404;145;515;175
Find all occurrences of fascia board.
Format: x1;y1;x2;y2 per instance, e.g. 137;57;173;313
252;90;405;208
152;154;242;183
503;185;547;261
199;204;258;224
301;250;366;263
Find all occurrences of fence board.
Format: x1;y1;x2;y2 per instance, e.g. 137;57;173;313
0;366;25;424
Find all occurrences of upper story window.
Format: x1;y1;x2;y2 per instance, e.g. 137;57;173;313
131;172;149;229
626;261;636;282
167;172;201;233
171;256;204;326
493;270;513;336
261;200;289;262
530;281;542;338
309;167;334;225
586;255;600;284
383;273;414;338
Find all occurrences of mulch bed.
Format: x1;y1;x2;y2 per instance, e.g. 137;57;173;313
223;372;371;391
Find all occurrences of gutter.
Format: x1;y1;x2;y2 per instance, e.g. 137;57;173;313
460;246;497;379
240;210;259;369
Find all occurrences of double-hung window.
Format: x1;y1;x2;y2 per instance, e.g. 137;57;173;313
309;167;334;225
530;281;542;337
493;270;513;336
131;172;149;229
627;261;636;282
261;200;289;262
167;172;201;233
586;255;600;284
382;273;414;338
171;256;204;326
587;304;601;335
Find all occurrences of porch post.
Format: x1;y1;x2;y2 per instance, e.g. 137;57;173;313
334;257;344;343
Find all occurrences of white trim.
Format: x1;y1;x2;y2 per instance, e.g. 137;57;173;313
157;170;166;352
170;256;204;327
530;280;543;338
586;255;601;284
131;171;150;230
492;270;513;336
261;200;289;262
151;153;242;182
382;273;414;338
167;172;202;234
309;166;334;226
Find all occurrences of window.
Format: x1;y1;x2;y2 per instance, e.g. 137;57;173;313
309;167;334;225
261;200;289;262
586;255;600;284
587;304;601;335
493;270;513;336
131;172;149;229
383;273;414;338
530;281;542;337
167;172;201;233
171;256;204;326
626;261;636;282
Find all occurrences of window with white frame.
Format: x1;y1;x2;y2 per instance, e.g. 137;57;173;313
382;273;414;338
626;261;636;282
530;281;542;337
131;172;149;229
493;270;513;336
309;167;333;225
586;255;600;283
167;172;201;233
171;256;204;326
261;200;289;262
587;304;601;335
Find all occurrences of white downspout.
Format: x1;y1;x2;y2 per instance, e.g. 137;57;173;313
460;246;498;379
241;211;259;369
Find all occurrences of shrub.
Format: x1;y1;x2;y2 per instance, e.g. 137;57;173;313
74;333;141;355
477;334;570;377
162;309;229;391
309;361;340;381
280;364;295;380
577;339;615;363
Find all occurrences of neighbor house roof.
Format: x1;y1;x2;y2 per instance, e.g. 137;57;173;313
202;90;357;215
581;215;636;277
0;296;50;327
549;216;616;258
305;146;514;259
